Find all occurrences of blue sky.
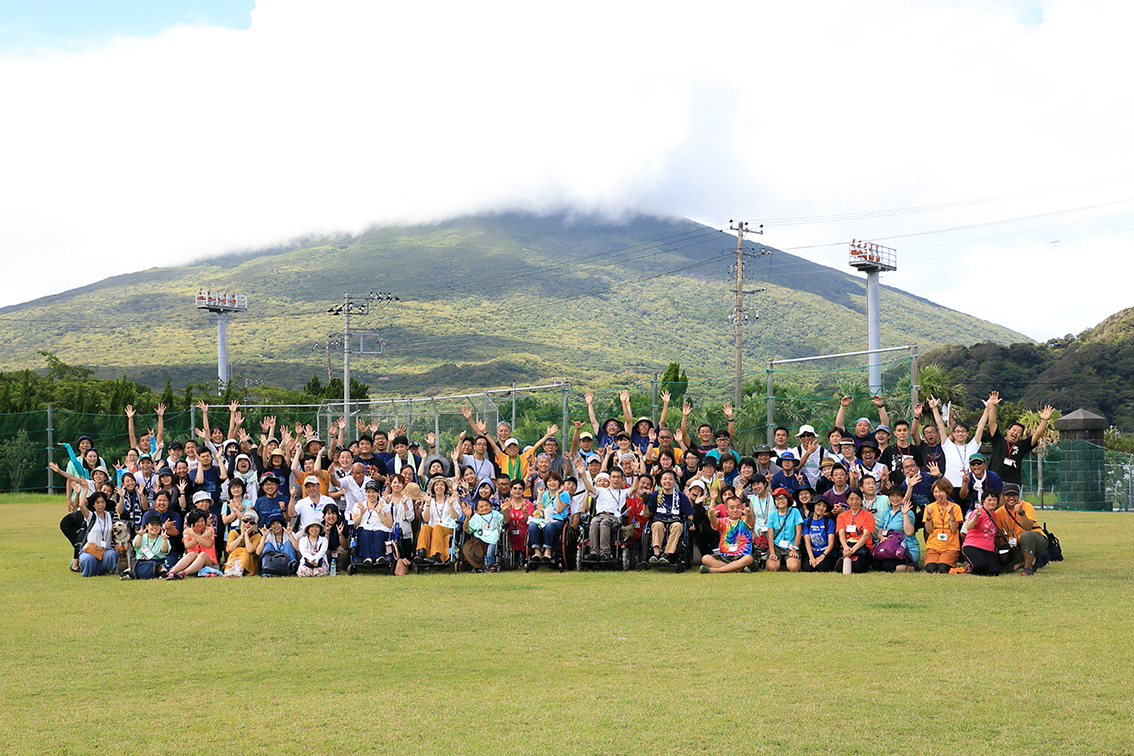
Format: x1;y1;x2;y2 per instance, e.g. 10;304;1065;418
0;0;253;49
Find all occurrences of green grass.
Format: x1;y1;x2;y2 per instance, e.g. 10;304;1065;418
1;501;1131;756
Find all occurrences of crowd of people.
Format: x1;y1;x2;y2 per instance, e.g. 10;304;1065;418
51;389;1060;579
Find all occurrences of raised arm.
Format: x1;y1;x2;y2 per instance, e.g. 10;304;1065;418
677;401;692;451
929;397;948;441
568;420;583;458
197;401;212;446
573;457;596;496
835;395;850;432
984;391;1000;439
972;401;992;447
619;389;634;434
656;389;671;430
584;391;600;435
722;403;735;437
125;405;139;450
48;460;87;488
1031;406;1053;446
227;401;240;441
871;395;889;428
154;403;165;451
911;402;924;444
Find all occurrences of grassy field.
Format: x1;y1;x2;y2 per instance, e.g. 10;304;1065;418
1;501;1131;756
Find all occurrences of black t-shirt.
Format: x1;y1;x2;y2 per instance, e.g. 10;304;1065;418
988;430;1035;485
881;443;924;486
917;441;946;480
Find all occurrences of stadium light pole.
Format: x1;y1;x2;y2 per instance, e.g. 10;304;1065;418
195;289;248;389
848;240;897;393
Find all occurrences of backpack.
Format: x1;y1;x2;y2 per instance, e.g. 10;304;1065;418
1042;522;1063;561
261;549;294;576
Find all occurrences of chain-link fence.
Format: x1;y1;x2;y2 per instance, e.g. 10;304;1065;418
1;386;1129;511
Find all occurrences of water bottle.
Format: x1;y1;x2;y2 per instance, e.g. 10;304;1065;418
330;553;337;577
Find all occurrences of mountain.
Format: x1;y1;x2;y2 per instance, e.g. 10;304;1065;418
0;213;1029;393
922;307;1134;430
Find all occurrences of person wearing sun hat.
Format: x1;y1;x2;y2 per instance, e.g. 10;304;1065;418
223;509;261;577
296;520;329;577
769;450;807;496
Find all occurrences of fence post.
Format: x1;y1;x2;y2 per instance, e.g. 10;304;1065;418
650;372;659;426
406;400;413;437
511;381;516;432
190;404;196;436
561;386;569;452
765;359;775;445
433;399;440;449
46;404;55;495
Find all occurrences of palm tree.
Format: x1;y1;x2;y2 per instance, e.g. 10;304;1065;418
1018;407;1060;507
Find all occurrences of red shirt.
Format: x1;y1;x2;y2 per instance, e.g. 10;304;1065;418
837;508;875;550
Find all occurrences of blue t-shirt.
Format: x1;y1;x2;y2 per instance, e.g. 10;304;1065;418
254;492;289;526
876;507;920;561
804;515;835;557
766;508;803;550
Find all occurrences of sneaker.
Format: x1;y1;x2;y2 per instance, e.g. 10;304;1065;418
742;566;752;573
658;554;670;565
1021;567;1036;576
599;552;613;561
583;552;599;562
699;565;711;574
649;554;659;564
363;558;373;566
119;572;133;581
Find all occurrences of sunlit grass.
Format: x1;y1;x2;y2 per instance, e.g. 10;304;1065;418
0;502;1130;756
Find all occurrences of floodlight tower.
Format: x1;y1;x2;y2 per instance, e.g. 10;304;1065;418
848;240;897;393
195;289;248;389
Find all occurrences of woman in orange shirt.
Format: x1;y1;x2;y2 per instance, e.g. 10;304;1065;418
922;478;963;574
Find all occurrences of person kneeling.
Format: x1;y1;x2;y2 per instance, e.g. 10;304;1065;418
700;494;756;573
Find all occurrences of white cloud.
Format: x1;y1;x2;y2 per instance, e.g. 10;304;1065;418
1;0;1132;341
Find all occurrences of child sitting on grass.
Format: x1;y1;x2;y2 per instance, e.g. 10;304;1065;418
132;511;170;579
700;493;756;573
164;509;217;580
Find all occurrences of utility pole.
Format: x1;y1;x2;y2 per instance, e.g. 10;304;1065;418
327;292;398;424
727;221;769;407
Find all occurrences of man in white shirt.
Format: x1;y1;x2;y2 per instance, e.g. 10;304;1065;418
576;463;640;561
929;397;989;490
290;475;334;530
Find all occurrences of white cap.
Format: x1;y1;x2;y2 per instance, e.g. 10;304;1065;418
191;491;212;503
797;424;816;437
303;475;320;486
504;438;520;448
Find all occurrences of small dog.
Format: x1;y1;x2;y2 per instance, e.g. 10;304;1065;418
113;520;134;576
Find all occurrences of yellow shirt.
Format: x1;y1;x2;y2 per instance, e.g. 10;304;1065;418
924;501;963;552
994;503;1043;536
